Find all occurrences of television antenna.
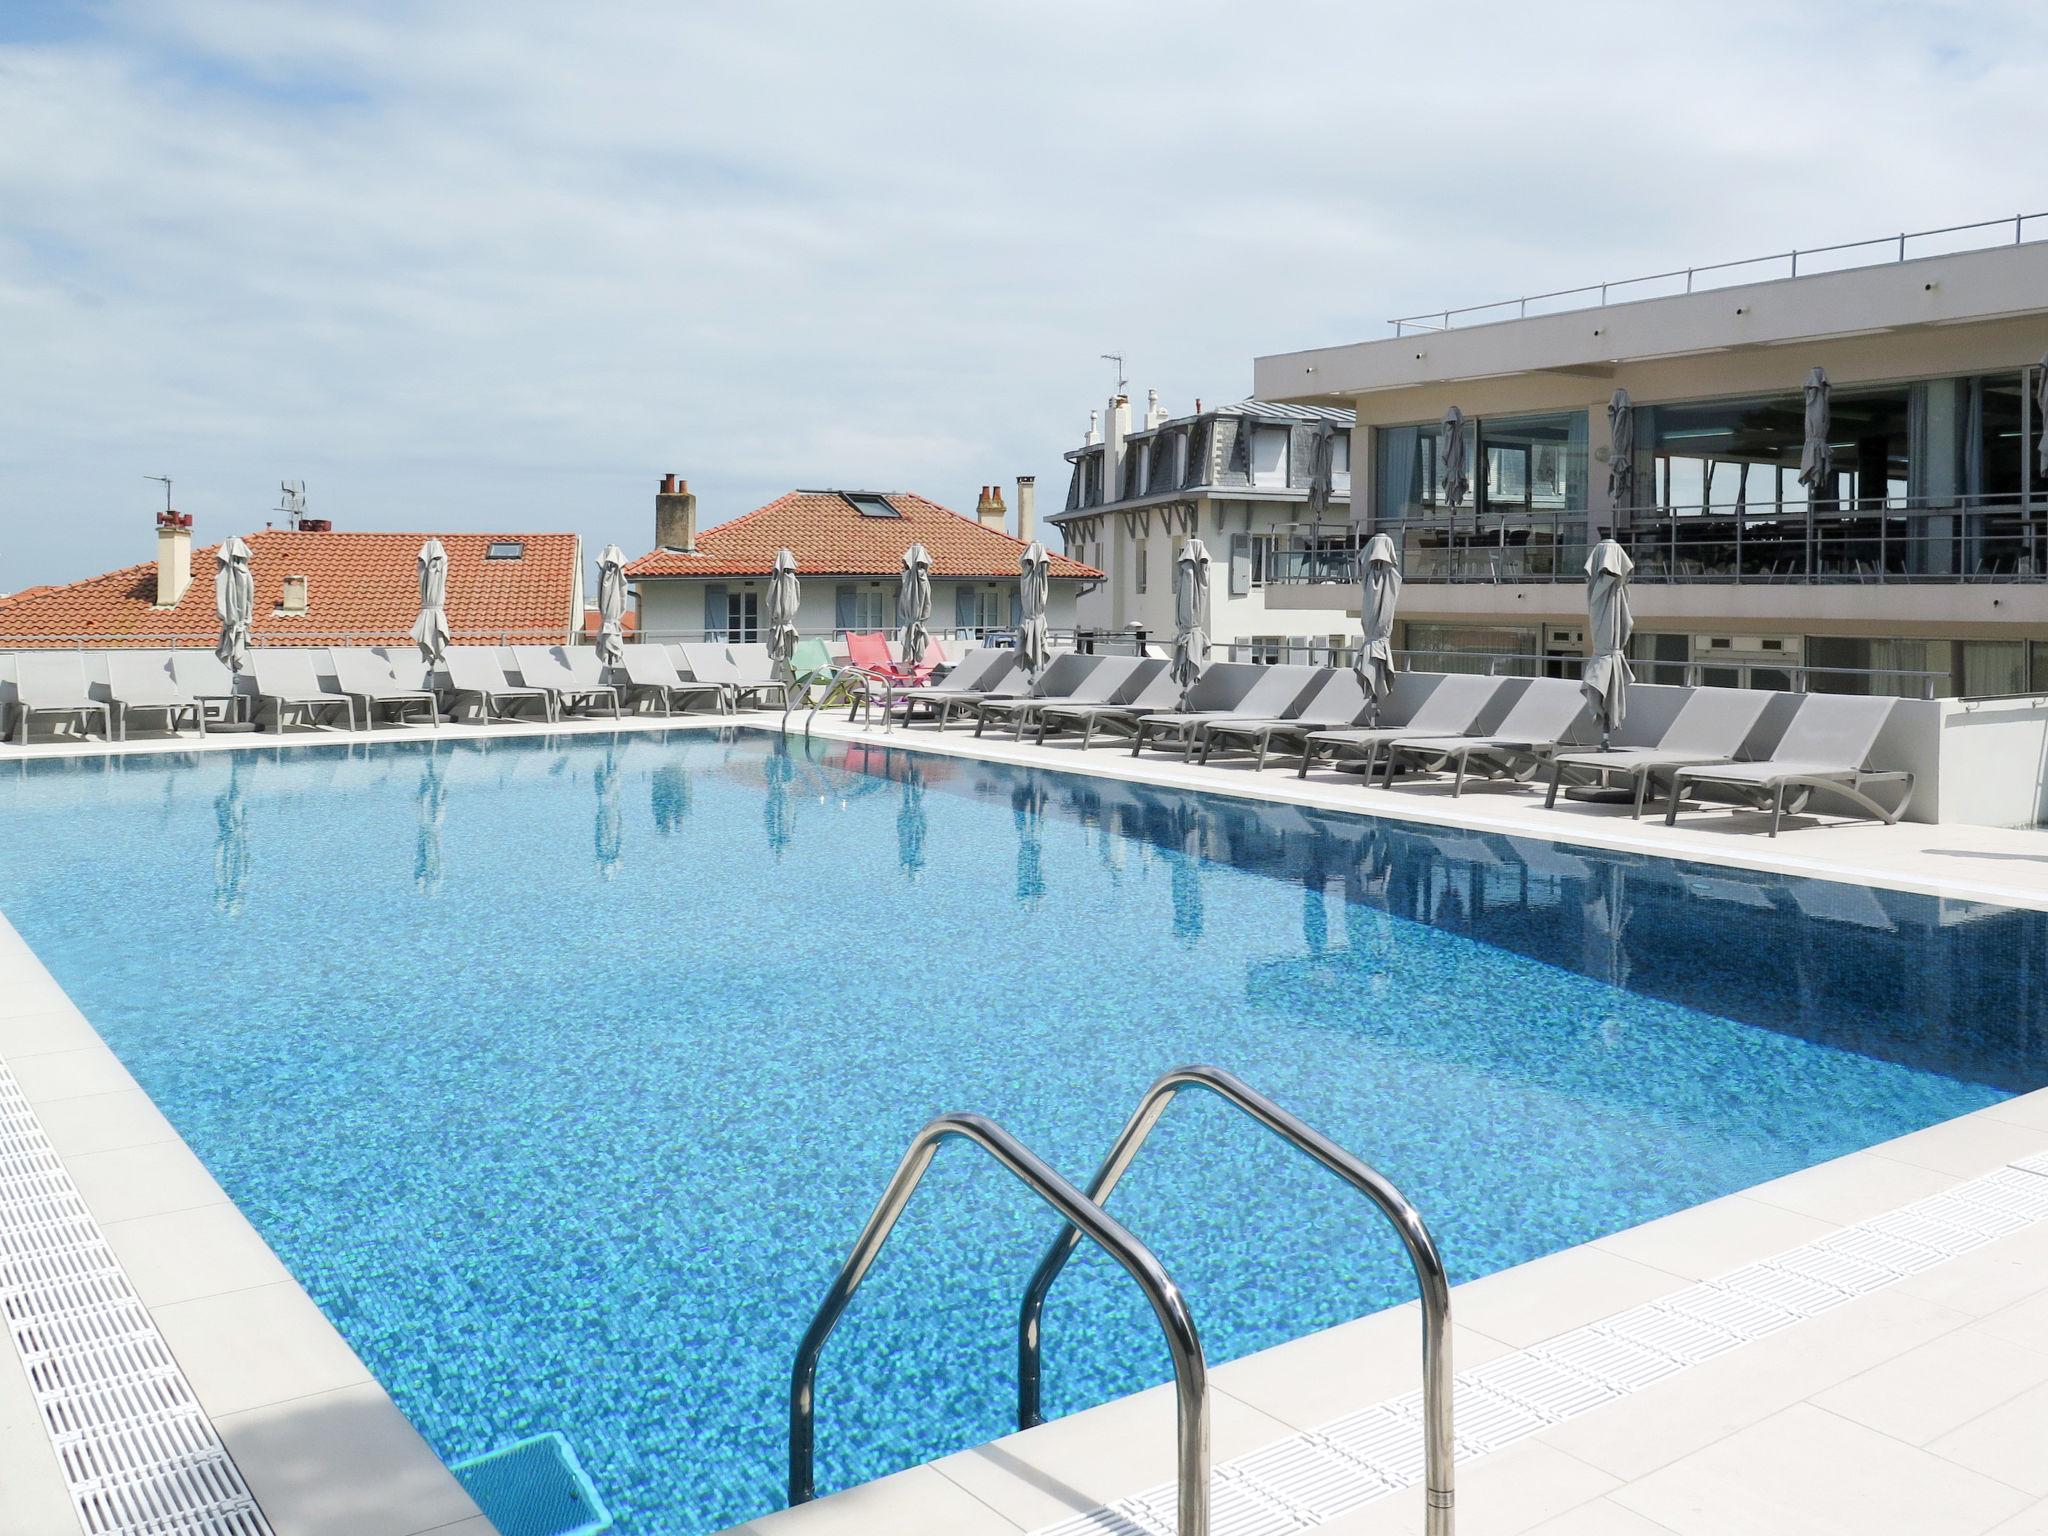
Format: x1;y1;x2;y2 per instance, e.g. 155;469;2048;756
143;475;172;511
276;480;307;529
1099;352;1127;395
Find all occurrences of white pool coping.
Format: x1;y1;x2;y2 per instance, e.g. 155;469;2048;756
4;707;2048;1536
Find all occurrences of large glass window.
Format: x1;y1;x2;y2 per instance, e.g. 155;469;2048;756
1375;411;1587;578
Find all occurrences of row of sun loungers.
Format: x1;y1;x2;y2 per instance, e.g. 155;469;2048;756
0;642;792;742
887;649;1916;837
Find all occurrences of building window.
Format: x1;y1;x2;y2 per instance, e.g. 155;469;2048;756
1251;426;1290;487
844;493;901;518
834;584;891;633
485;540;525;559
1133;540;1148;595
1402;621;1539;676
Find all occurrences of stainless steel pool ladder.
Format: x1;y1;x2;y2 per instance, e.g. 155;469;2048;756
1018;1065;1457;1536
788;1112;1212;1536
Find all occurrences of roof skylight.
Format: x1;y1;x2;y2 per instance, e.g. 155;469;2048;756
843;494;901;519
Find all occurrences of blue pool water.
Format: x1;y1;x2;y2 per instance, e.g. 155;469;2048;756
2;730;2045;1535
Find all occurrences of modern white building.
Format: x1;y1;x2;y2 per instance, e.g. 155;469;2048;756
1050;392;1359;659
1249;215;2048;699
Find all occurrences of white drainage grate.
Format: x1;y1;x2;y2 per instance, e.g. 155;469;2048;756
1023;1134;2048;1536
0;1064;273;1536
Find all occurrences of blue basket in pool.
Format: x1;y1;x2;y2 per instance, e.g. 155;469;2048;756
451;1432;612;1536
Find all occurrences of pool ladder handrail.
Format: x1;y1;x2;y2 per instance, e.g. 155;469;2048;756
1017;1064;1456;1536
788;1112;1212;1536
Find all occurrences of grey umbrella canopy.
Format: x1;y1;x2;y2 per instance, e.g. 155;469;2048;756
1798;367;1833;496
1016;540;1051;676
1304;423;1337;521
1355;533;1401;719
1606;389;1635;511
214;536;253;673
1170;538;1211;699
897;543;933;668
595;544;628;667
767;549;801;676
1438;407;1470;509
2037;354;2048;478
411;538;450;665
1582;539;1636;750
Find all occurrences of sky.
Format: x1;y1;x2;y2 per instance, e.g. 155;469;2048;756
0;0;2040;592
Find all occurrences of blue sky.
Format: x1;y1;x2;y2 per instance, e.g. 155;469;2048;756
1;1;2040;590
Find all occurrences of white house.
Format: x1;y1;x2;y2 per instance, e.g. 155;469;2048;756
625;477;1099;643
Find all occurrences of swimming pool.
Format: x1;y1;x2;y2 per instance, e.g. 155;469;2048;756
2;729;2043;1535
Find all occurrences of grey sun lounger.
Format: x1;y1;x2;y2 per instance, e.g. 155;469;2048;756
9;653;115;743
443;648;555;724
614;643;727;715
1386;676;1593;796
332;647;439;729
1033;662;1181;746
1544;687;1773;816
1296;673;1504;783
107;651;207;738
1197;668;1370;770
899;648;1027;726
674;643;790;710
171;650;247;725
250;650;360;733
1664;693;1914;837
727;643;798;709
973;654;1123;736
513;646;621;719
1130;664;1328;760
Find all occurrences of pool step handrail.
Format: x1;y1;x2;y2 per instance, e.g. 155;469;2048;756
1017;1064;1456;1536
788;1111;1212;1536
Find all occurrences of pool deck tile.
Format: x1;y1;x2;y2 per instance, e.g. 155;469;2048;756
6;1039;144;1102
1306;1439;1619;1535
1524;1499;1683;1535
102;1198;295;1307
1811;1321;2048;1447
27;1083;179;1157
155;1279;377;1417
1605;1401;2033;1535
1862;1110;2048;1178
1587;1193;1835;1282
930;1378;1295;1530
1740;1146;1963;1226
0;1004;101;1056
1211;1305;1512;1430
62;1132;232;1222
212;1380;487;1536
1437;1246;1690;1350
722;1463;1024;1534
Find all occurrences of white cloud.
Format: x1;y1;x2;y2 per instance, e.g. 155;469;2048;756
1;0;2042;588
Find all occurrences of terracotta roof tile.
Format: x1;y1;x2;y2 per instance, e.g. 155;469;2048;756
623;491;1100;581
0;530;580;648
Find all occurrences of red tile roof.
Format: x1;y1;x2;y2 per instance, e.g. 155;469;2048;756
580;606;639;639
623;491;1100;581
0;530;581;648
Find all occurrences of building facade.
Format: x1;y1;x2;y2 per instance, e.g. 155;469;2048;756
1251;221;2048;698
625;478;1098;643
1051;391;1359;658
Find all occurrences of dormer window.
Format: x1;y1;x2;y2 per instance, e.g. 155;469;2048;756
486;541;525;559
844;494;900;519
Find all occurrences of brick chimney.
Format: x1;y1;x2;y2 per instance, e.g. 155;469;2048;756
1015;476;1036;544
656;473;697;553
153;509;193;608
976;484;1007;532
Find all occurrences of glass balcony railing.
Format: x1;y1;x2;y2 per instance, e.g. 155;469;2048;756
1260;496;2048;586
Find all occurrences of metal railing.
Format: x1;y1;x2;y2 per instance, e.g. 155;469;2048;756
1016;1065;1454;1535
0;629;579;651
1389;211;2048;335
787;1112;1211;1536
1219;641;1951;699
1268;497;2048;588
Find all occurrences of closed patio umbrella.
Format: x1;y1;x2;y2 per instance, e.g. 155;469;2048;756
1439;406;1469;569
1606;389;1634;513
897;543;932;668
411;538;450;666
595;543;628;667
1798;367;1832;495
1304;423;1336;521
1017;540;1051;677
214;535;253;673
767;549;801;678
1355;533;1401;720
1583;539;1635;751
1170;538;1210;700
2038;354;2048;478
